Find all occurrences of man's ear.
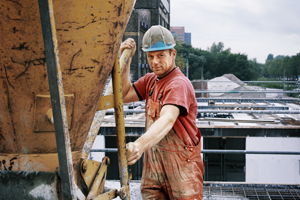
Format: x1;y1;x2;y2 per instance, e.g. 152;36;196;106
172;49;177;59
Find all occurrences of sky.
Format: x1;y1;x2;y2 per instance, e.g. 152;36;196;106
170;0;300;64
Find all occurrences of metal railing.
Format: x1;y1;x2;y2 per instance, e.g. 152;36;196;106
192;80;300;96
91;149;300;155
104;109;300;115
194;90;300;93
191;80;299;83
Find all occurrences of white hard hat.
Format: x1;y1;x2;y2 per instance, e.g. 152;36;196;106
142;25;176;52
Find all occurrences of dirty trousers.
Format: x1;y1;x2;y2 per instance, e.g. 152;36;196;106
140;129;204;200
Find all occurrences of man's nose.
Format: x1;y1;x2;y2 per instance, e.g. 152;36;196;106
153;56;159;65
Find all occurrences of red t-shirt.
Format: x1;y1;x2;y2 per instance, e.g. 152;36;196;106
133;67;200;146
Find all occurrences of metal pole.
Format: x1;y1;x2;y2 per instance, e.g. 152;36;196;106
112;55;130;200
38;0;76;199
195;97;299;102
220;152;223;181
194;90;300;93
138;63;141;79
223;139;226;181
191;80;299;83
201;150;300;155
186;59;189;79
284;68;286;98
201;66;204;98
105;109;300;114
91;149;300;155
195;109;300;114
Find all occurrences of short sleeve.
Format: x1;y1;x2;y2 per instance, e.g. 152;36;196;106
162;77;193;117
133;73;156;100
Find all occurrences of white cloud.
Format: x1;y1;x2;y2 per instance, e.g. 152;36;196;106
171;0;300;63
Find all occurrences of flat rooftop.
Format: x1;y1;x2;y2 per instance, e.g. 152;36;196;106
99;97;300;137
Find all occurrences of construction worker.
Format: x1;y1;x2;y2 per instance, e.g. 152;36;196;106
120;25;204;199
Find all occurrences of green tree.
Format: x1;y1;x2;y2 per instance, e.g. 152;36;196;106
288;55;300;80
266;54;274;61
210;42;224;54
175;41;263;81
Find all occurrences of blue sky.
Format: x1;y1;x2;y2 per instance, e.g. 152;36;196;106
170;0;300;63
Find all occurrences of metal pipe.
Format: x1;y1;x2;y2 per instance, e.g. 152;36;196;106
194;90;300;94
112;54;130;200
284;68;286;91
201;65;204;98
123;97;300;104
191;80;299;83
91;149;300;155
201;150;300;155
198;105;289;110
196;109;300;114
186;59;189;78
38;1;76;199
126;98;299;104
105;109;300;114
195;97;299;102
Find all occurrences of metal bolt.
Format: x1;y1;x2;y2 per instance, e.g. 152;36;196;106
102;156;110;165
190;148;193;152
184;147;187;150
82;161;87;173
118;188;127;199
187;159;190;162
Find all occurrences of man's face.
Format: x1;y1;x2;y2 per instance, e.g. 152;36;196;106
146;49;176;78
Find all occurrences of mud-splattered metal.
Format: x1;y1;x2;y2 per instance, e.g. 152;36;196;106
0;0;135;169
0;0;136;199
112;54;131;200
38;0;78;199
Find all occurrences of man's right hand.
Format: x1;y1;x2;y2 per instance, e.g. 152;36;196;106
126;142;143;165
120;38;136;58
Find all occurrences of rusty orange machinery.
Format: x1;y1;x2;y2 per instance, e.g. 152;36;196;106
0;0;135;199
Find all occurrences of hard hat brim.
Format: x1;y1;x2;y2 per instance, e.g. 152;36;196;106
142;44;176;52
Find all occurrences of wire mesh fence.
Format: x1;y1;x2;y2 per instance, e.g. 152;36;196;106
203;183;300;200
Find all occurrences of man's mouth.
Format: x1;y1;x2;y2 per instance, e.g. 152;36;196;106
152;66;161;70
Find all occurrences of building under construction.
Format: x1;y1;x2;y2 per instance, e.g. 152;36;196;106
95;76;300;199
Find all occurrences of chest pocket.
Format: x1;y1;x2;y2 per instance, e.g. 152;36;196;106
146;98;161;119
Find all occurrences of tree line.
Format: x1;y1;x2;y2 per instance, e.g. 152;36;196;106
174;42;299;81
262;54;300;80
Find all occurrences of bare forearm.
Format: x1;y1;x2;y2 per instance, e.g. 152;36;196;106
135;105;179;152
126;104;179;165
121;57;132;98
136;115;174;152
